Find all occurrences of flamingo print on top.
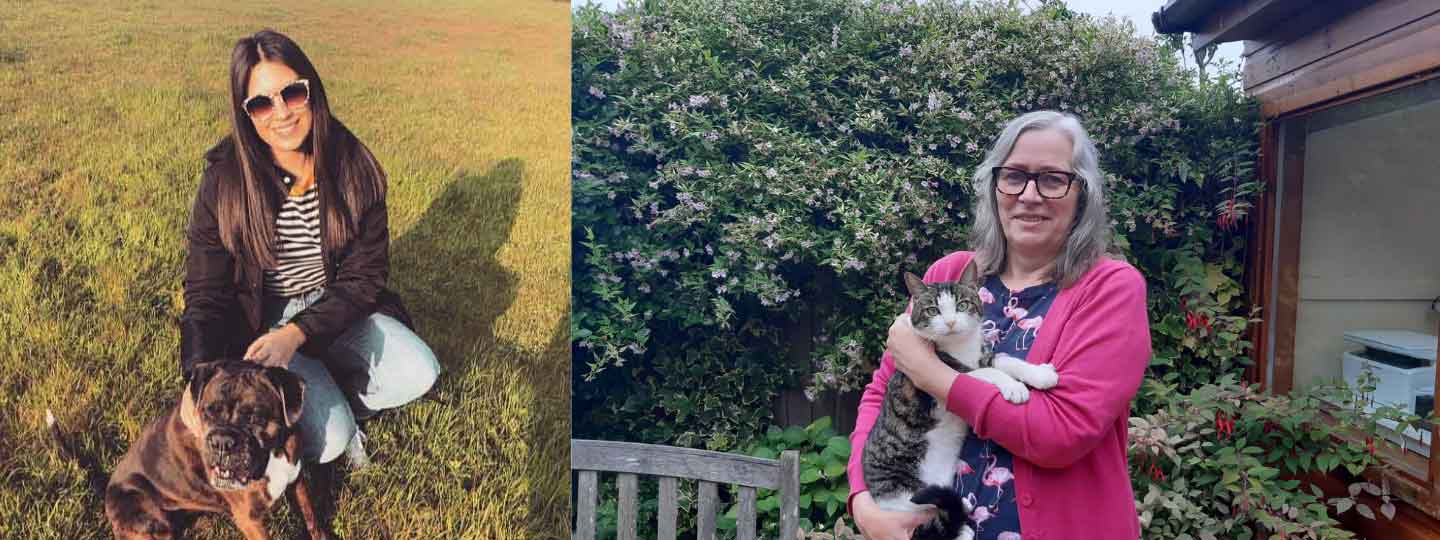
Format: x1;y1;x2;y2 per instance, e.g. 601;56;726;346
951;274;1059;540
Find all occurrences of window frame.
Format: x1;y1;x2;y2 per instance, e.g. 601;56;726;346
1250;70;1440;518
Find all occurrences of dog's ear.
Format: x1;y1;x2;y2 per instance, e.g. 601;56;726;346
186;362;223;406
262;367;305;427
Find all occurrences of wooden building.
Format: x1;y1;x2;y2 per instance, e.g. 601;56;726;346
1154;0;1440;536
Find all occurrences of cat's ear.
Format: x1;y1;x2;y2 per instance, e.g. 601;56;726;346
903;271;926;298
959;262;979;288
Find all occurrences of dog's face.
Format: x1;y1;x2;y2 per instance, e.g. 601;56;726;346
183;361;304;491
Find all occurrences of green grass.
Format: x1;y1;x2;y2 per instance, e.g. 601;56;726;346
0;1;570;538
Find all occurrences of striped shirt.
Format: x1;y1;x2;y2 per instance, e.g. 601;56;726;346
263;176;327;297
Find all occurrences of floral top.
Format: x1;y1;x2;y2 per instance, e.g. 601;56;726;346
953;274;1058;540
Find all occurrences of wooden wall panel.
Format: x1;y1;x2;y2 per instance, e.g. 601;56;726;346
1248;7;1440;117
1244;0;1439;90
1245;123;1278;391
1269;118;1305;394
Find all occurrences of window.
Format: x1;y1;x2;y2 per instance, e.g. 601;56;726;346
1268;74;1440;487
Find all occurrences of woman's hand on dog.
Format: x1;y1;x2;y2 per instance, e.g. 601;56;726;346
244;324;308;368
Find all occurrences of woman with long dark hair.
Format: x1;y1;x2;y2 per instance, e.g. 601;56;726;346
180;29;439;465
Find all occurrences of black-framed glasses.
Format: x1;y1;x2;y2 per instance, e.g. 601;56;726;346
242;79;310;121
991;166;1078;199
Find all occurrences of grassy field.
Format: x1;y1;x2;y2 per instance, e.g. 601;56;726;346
0;1;570;538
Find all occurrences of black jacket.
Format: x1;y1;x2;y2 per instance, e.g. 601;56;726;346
179;137;413;376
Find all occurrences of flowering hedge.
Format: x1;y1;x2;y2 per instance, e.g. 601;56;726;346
573;0;1262;449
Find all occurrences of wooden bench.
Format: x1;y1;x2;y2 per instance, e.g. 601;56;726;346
571;439;801;540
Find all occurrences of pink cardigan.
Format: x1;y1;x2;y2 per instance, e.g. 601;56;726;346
847;251;1150;540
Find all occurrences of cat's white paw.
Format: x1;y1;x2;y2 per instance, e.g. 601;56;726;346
997;379;1029;404
1026;363;1059;389
956;525;975;540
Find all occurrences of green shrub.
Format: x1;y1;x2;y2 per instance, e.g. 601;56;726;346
1129;372;1425;539
723;417;852;536
572;0;1263;449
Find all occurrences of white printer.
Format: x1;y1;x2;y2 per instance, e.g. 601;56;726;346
1341;330;1437;412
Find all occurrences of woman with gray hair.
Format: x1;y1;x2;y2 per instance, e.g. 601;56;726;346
846;111;1151;540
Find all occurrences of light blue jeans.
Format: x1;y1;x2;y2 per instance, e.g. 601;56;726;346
263;288;439;463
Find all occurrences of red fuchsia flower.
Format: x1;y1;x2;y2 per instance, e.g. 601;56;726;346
1217;195;1242;231
1215;411;1235;438
1367;437;1377;456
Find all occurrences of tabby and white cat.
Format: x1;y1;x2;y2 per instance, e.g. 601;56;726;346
861;264;1059;540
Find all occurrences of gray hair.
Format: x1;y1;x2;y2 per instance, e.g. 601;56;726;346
967;111;1109;288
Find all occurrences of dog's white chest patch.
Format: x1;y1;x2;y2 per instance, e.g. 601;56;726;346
264;452;302;503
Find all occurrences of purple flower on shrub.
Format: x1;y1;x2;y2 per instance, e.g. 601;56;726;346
899;45;913;57
588;86;606;99
765;167;778;179
689;94;710;108
927;91;942;112
712;268;727;279
697;169;712;178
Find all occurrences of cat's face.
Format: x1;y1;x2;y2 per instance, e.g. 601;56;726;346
903;265;982;340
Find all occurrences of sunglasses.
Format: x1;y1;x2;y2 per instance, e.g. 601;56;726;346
242;79;310;121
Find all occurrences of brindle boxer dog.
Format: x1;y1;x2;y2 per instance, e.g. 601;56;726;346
103;360;329;540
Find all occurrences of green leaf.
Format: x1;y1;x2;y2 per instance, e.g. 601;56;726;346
782;426;807;445
807;416;833;434
824;461;846;478
800;468;822;484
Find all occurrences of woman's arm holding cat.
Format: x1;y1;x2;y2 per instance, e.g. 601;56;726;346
894;263;1150;469
846;352;940;540
845;350;895;509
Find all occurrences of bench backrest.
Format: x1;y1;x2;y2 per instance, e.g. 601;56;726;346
571;439;800;540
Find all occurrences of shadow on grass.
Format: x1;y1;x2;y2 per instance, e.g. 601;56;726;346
387;157;570;537
391;158;525;366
